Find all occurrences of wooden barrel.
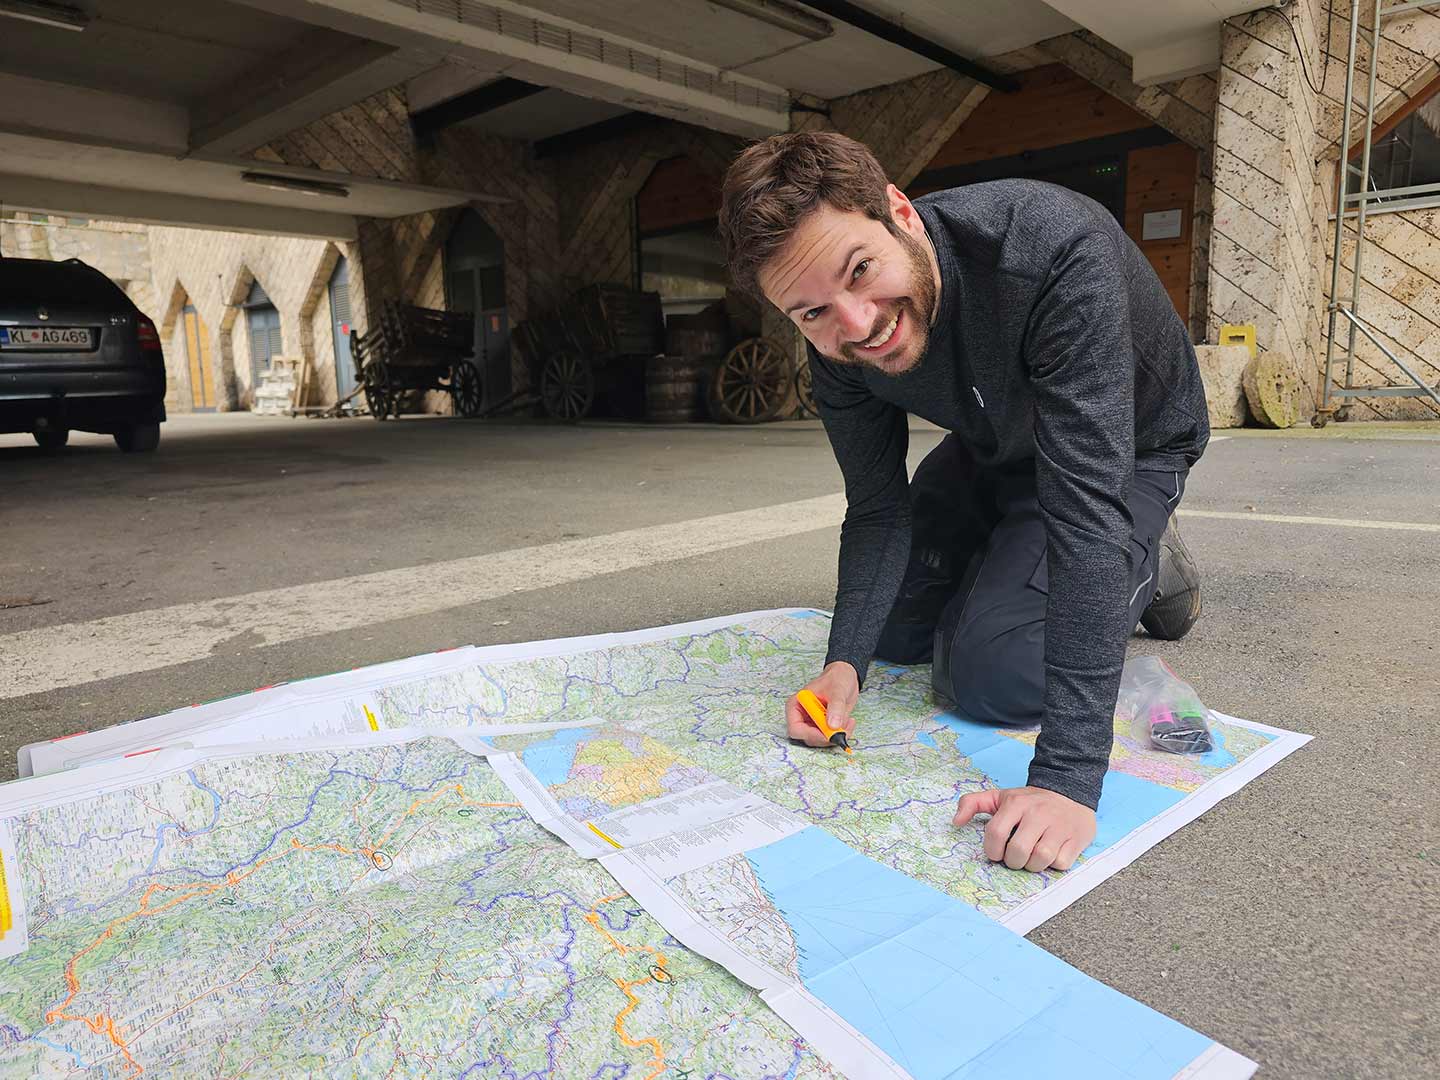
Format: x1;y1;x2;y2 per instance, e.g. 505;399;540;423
645;355;708;422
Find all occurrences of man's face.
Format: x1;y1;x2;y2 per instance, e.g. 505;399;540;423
759;187;939;377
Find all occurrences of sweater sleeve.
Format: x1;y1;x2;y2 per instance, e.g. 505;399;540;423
811;351;911;686
1023;230;1139;810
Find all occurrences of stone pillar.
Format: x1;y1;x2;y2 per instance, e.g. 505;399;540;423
1208;3;1327;412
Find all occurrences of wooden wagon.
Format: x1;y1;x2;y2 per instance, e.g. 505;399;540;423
353;301;481;420
511;284;665;421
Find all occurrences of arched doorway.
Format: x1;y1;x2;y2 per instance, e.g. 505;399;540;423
635;155;726;319
243;279;283;389
444;210;508;408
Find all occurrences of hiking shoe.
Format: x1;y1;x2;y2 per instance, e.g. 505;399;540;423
1140;515;1203;640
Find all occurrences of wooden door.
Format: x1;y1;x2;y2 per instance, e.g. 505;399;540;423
1123;142;1198;323
182;304;216;410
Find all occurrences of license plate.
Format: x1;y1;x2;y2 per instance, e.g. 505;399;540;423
0;326;95;349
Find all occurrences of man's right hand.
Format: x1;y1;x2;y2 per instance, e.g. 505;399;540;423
785;661;860;747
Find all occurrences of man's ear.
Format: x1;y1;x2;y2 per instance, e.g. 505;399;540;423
887;183;920;233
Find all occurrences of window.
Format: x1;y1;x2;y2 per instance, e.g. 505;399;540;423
1353;92;1440;203
634;156;726;318
639;228;728;318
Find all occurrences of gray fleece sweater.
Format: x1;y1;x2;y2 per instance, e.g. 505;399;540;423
810;179;1209;809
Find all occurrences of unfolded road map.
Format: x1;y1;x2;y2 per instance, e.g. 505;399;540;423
4;610;1308;1077
0;729;1257;1079
0;733;835;1078
22;610;1310;934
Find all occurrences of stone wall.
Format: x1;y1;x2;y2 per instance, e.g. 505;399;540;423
1317;5;1440;419
252;89;566;398
146;227;347;411
547;122;741;292
1211;3;1328;420
0;214;156;317
791;71;990;190
1211;2;1440;420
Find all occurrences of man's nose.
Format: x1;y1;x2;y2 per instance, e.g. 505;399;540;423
833;295;876;342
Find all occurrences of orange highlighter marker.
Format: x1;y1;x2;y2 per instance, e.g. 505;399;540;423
793;689;852;754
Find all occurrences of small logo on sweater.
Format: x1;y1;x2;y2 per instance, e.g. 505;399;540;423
972;386;985;409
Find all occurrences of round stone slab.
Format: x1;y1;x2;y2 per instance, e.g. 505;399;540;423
1243;351;1302;428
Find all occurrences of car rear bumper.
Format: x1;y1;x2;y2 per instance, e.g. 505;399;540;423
0;367;165;432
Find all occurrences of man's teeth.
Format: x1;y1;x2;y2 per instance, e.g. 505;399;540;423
864;314;898;349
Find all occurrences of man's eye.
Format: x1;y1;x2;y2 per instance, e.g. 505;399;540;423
852;259;870;281
802;307;825;322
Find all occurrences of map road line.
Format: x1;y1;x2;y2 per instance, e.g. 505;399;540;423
0;494;848;701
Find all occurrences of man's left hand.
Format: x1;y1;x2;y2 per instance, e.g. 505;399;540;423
952;786;1097;872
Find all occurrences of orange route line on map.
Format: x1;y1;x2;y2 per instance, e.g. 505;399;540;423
44;782;514;1076
583;897;670;1080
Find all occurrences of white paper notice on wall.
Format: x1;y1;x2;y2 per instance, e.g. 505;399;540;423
1143;208;1184;240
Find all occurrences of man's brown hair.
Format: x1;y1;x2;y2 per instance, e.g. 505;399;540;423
718;131;895;301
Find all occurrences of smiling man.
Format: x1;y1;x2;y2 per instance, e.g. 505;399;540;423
718;131;1208;873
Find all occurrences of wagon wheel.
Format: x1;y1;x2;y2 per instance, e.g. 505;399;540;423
450;360;483;418
709;337;793;424
541;350;595;422
794;355;818;419
363;361;393;420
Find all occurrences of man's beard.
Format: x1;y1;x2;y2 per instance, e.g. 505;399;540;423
831;229;938;376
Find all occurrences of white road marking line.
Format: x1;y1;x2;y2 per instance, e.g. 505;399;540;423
0;494;846;701
1179;508;1440;532
5;493;1434;701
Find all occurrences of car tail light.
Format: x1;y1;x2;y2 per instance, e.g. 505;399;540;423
136;315;162;352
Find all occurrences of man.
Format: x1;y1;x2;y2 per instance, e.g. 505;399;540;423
718;131;1207;874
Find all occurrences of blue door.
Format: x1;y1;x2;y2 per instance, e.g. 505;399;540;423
243;280;282;388
329;257;357;401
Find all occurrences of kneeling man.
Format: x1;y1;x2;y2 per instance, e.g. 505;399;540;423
718;132;1207;873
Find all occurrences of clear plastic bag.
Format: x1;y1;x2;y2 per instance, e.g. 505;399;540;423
1118;656;1214;755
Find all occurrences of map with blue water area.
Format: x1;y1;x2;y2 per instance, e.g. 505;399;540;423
370;610;1288;921
510;725;716;823
669;826;1216;1080
0;736;840;1078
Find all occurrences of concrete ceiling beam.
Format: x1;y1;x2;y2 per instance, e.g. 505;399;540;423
406;60;506;116
1041;0;1270;85
0;72;188;156
0;173;359;240
1130;33;1224;87
799;0;1019;92
187;31;442;156
225;0;790;138
410;77;547;141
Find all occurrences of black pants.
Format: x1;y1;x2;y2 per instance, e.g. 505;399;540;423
874;434;1187;725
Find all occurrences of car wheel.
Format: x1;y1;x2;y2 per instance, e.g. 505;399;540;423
114;422;160;453
33;429;69;453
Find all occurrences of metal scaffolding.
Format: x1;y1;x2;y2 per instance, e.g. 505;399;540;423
1318;0;1440;426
